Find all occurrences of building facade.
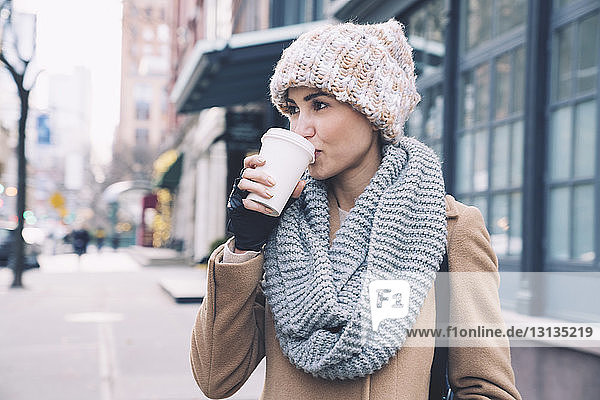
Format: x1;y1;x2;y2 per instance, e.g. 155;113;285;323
116;0;170;182
334;1;600;398
167;0;331;260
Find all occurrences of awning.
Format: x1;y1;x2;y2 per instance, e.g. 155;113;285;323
331;0;411;23
171;21;330;113
155;153;183;191
101;181;153;203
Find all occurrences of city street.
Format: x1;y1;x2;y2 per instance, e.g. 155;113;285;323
0;250;265;400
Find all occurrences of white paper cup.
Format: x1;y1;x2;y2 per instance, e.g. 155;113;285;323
246;128;315;216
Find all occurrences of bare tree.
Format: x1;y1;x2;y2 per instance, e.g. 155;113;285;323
0;1;37;288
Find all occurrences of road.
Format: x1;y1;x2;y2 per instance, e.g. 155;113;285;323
0;250;265;400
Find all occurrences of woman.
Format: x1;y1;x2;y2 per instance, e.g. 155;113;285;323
191;20;522;400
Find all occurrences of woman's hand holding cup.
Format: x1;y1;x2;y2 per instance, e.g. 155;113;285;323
226;154;306;252
239;155;305;215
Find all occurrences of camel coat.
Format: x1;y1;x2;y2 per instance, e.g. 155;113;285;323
190;195;522;399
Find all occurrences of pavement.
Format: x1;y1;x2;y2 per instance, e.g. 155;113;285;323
0;249;265;400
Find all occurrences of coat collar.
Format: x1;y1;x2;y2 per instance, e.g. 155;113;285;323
445;194;459;219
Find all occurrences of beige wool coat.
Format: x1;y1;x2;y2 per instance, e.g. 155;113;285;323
190;195;522;400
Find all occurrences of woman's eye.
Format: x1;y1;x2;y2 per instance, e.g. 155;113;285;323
284;104;299;115
313;100;328;111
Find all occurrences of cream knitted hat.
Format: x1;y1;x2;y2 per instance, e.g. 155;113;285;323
270;19;421;143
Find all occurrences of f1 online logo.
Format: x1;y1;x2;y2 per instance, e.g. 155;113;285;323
369;280;410;332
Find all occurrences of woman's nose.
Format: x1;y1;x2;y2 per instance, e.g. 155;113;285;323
291;114;315;139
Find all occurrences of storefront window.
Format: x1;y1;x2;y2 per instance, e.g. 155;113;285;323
577;14;599;94
403;0;446;156
490;193;509;255
466;0;493;49
271;0;328;27
548;187;570;260
547;10;598;263
549;107;573;181
457;45;525;257
491;124;510;188
574;101;597;178
407;84;444;156
573;184;595;261
495;53;511;119
513;47;526;113
554;0;580;9
498;0;527;35
465;0;526;51
553;25;574;101
407;0;445;78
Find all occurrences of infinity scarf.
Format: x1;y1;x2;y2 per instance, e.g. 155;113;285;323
263;137;447;380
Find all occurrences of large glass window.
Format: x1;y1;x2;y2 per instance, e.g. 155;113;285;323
407;0;445;78
547;11;598;264
457;45;526;258
404;0;446;156
554;0;584;10
407;83;444;156
465;0;527;51
270;0;329;28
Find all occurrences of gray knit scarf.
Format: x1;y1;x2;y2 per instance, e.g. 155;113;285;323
263;137;447;380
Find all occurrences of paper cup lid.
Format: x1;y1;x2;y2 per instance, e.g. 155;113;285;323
262;128;315;163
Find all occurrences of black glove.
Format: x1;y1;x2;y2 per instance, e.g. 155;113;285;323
226;173;279;252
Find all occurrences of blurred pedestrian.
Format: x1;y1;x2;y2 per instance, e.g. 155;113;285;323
95;228;106;251
111;232;120;250
71;228;90;256
190;20;521;399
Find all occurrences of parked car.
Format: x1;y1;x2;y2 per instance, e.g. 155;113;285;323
0;227;41;270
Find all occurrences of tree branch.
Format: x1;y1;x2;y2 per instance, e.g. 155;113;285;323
25;67;43;91
0;50;22;84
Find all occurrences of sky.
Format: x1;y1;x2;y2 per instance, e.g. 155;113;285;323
13;0;123;166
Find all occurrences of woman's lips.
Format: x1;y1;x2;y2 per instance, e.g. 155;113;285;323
314;150;322;160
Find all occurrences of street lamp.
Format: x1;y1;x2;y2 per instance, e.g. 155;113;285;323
0;0;37;288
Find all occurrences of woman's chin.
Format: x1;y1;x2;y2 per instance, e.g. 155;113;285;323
308;165;333;181
308;164;329;181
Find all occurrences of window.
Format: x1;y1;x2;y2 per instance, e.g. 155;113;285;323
464;0;527;51
136;101;150;120
404;0;446;156
135;128;149;145
133;84;153;102
554;0;580;9
271;0;329;28
130;4;138;18
551;13;598;100
547;11;598;263
407;0;446;63
457;45;526;257
143;27;154;41
161;87;169;114
407;83;444;156
157;24;169;42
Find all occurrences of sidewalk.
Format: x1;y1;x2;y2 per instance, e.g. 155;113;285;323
125;245;190;267
0;250;265;400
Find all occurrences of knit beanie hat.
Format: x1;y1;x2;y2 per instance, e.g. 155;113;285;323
270;19;421;144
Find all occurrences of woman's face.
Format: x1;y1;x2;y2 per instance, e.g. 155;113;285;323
284;86;380;181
